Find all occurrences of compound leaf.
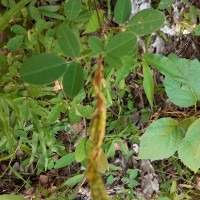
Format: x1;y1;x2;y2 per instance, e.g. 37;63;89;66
138;118;183;160
20;54;67;85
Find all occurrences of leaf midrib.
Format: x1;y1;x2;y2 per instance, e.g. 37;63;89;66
22;61;66;76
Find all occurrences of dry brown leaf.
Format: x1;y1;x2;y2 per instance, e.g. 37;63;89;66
140;160;159;198
54;80;63;93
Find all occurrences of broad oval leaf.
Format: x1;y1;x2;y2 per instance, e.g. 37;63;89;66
164;77;196;107
114;0;132;24
106;31;137;57
54;152;75;169
75;137;87;162
88;36;104;54
64;0;82;20
144;53;200;107
178;119;200;172
138;118;183;160
143;61;154;109
20;54;67;85
57;24;81;58
63;62;84;98
128;9;165;36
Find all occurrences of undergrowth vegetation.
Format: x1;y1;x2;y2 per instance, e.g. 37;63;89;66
1;0;200;199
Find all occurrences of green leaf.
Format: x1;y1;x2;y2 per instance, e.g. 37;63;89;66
138;118;183;160
64;174;84;187
54;152;75;169
98;149;109;173
143;61;154;109
145;54;200;107
11;24;26;34
76;105;93;119
47;104;62;124
164;78;196;108
105;55;123;69
38;5;60;13
0;0;31;32
75;137;87;162
57;24;81;58
179;117;198;133
114;0;131;24
106;31;137;57
20;54;67;85
88;36;104;54
116;56;137;84
159;0;175;9
178;119;200;172
29;5;41;21
143;53;184;78
69;107;82;124
0;195;26;200
64;0;82;20
63;62;84;98
106;141;116;159
128;169;138;180
128;9;165;36
40;11;65;20
29;132;38;165
83;10;104;34
107;175;115;185
7;35;24;52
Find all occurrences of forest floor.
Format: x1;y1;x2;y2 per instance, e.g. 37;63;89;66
1;0;200;200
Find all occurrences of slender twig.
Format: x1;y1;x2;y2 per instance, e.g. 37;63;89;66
93;0;103;37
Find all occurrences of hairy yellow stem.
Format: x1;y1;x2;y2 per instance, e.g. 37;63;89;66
85;57;108;200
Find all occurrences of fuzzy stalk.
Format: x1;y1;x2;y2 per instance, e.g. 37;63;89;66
85;55;108;200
